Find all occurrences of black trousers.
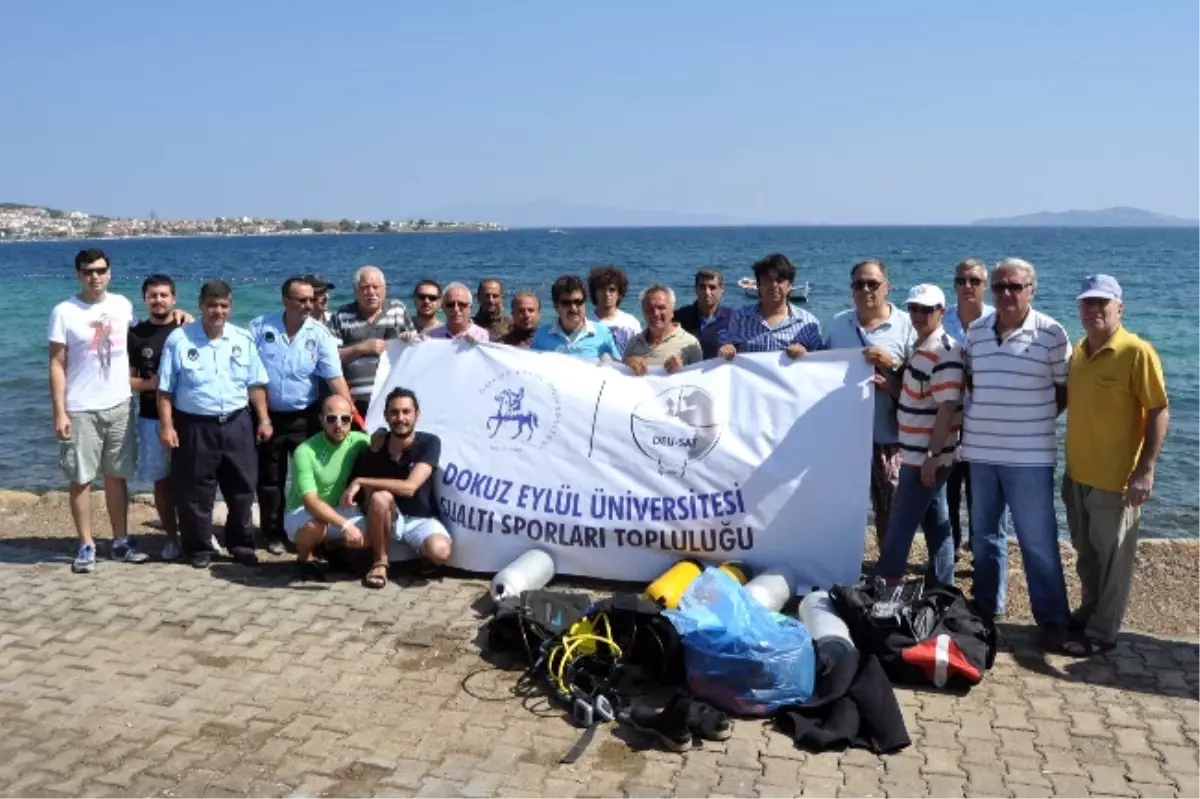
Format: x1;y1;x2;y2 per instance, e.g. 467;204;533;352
946;460;972;551
172;408;257;556
256;404;319;542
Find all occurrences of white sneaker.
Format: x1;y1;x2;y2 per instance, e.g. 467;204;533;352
111;537;150;564
209;534;222;553
160;539;182;561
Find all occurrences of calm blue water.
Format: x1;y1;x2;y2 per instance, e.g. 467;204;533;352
3;227;1196;537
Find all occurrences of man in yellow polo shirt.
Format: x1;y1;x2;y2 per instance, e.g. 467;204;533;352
1063;274;1169;655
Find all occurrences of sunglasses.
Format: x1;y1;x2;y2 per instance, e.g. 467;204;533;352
323;414;353;425
558;298;586;308
992;282;1029;294
445;301;470;310
851;280;882;292
79;266;110;276
907;304;938;315
415;293;439;302
954;277;985;287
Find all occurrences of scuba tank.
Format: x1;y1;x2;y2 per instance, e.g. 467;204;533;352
743;567;792;612
798;589;856;667
645;559;749;609
491;549;556;603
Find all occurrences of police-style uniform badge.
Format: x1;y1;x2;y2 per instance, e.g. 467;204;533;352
232;345;243;357
305;338;317;359
141;347;153;359
187;348;199;361
264;331;276;344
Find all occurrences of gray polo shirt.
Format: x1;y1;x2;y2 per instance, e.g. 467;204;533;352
825;303;915;445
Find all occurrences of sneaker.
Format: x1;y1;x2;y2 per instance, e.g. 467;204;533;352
111;537;150;564
230;547;260;567
265;539;285;556
72;543;96;574
191;551;213;569
626;692;693;753
208;534;222;553
160;539;182;562
687;700;733;741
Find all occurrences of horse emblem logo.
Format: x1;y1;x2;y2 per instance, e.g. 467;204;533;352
486;387;539;441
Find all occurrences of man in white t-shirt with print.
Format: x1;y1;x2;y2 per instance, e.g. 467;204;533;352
48;248;146;572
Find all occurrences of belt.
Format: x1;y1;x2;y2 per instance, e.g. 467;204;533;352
176;407;248;424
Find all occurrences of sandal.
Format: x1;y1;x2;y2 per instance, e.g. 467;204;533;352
687;700;733;741
363;560;389;589
1062;635;1116;658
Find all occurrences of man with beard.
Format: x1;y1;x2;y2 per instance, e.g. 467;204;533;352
342;387;450;587
410;279;443;335
674;268;733;360
301;273;336;327
717;253;822;358
499;291;541;347
531;274;618;361
472;277;513;341
128;274;187;560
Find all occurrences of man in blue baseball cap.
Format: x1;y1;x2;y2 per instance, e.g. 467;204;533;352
1061;274;1168;656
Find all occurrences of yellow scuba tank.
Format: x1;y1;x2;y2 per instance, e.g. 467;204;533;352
718;561;748;585
644;559;703;609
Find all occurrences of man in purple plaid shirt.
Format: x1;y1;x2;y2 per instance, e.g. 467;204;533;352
718;253;824;359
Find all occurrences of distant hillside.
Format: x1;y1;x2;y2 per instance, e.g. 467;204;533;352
972;207;1198;227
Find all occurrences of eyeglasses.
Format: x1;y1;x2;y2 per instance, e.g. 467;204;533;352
558;298;586;307
415;293;439;302
954;277;985;287
445;301;470;310
851;280;882;292
79;266;110;276
992;282;1029;294
323;414;353;425
907;304;938;315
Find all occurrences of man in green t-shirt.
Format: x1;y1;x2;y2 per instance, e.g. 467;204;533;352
283;395;380;583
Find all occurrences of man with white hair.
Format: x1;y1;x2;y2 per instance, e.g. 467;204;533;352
328;266;416;419
623;285;703;375
961;257;1071;649
424;282;490;342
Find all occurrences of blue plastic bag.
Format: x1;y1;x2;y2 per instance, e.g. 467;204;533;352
664;566;816;716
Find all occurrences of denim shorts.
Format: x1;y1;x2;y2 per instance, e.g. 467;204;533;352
283;505;449;550
136;417;171;483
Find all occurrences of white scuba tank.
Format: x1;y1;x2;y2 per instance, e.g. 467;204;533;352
743;568;792;612
490;550;556;602
798;589;856;666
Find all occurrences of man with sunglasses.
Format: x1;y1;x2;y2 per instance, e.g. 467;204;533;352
943;258;997;555
961;257;1071;648
874;285;962;587
250;277;353;555
1061;275;1168;656
410;279;443;334
473;278;513;341
301;273;336;327
824;259;915;547
424;283;490;342
532;274;619;361
283;395;374;582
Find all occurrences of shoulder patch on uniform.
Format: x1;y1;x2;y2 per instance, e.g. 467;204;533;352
187;348;199;361
265;331;276;343
232;345;243;357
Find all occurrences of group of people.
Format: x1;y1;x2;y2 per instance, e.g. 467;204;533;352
48;247;1168;652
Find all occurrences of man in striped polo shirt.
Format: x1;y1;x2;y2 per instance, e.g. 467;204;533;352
874;284;962;587
962;257;1071;647
328;266;417;419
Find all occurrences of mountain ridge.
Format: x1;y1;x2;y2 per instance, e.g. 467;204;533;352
971;206;1197;227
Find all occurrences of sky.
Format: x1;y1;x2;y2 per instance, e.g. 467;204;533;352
2;0;1197;224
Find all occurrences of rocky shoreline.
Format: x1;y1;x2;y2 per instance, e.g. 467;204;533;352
1;487;1196;639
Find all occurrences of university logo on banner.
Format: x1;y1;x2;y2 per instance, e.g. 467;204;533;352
369;339;874;592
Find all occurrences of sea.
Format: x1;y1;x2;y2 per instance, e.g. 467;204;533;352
2;226;1196;538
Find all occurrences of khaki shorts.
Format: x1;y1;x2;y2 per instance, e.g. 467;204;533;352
59;402;136;485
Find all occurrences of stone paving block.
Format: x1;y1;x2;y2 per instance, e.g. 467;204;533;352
1091;764;1136;795
1072;709;1117;739
839;765;884;797
921;746;966;778
880;777;928;798
1155;743;1200;772
799;776;845;798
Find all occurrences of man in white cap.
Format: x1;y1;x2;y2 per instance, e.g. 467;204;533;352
1061;274;1168;656
873;284;963;587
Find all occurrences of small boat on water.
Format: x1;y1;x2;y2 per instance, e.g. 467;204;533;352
739;276;810;303
548;228;566;234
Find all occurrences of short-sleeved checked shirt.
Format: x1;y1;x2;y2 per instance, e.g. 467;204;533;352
718;303;824;353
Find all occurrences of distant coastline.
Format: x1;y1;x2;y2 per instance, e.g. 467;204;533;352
971;206;1198;228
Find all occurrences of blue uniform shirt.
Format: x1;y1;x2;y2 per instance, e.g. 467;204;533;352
824;304;916;445
531;320;618;361
248;311;342;411
159;321;269;416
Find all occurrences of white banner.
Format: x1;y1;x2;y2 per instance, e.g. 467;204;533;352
368;340;874;592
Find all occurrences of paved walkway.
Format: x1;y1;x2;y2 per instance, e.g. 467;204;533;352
0;542;1196;799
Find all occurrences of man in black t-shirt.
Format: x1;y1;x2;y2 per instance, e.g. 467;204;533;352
341;387;449;588
127;274;185;560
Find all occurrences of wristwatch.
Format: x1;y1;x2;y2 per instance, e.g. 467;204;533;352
257;418;271;427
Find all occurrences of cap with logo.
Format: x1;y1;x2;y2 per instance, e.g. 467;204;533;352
905;284;947;309
302;273;335;292
1077;274;1122;301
